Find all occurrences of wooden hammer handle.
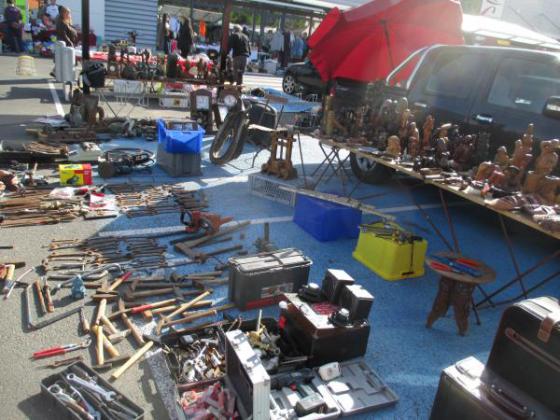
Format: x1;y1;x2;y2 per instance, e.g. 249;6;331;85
111;341;153;381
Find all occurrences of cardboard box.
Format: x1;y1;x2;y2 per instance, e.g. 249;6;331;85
59;164;93;186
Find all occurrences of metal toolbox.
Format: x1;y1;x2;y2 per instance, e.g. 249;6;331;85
225;329;272;420
228;248;312;310
40;361;144;420
280;293;370;366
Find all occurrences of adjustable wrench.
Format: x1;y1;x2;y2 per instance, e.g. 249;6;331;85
66;373;116;402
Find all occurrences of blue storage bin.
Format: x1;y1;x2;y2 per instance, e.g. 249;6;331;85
293;194;362;242
157;119;205;154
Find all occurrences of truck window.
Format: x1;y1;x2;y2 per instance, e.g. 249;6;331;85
488;57;560;114
424;52;481;99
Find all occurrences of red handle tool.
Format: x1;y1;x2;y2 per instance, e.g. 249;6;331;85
32;338;91;360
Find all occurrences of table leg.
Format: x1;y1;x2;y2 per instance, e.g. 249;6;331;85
452;282;476;336
498;214;527;298
426;277;453;329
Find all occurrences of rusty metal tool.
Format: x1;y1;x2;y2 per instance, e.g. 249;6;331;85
41;355;84;368
25;284;82;330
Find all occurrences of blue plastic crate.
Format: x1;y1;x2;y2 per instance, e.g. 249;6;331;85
157;119;204;154
293;194;362;242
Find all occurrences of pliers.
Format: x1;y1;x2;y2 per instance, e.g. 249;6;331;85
32;338;91;360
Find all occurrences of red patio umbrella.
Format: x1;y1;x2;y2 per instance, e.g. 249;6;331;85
308;0;464;82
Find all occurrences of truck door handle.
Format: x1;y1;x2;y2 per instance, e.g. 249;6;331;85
414;102;427;108
474;114;493;124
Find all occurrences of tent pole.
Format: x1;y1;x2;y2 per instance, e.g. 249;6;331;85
219;0;233;83
82;0;90;94
381;20;394;68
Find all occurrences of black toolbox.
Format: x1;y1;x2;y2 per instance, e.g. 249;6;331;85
279;293;370;367
40;361;144;420
228;248;312;310
486;296;560;415
430;356;556;420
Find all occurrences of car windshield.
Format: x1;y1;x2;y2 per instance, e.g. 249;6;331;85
488;57;560;114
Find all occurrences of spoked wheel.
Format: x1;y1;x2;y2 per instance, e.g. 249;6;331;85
210;111;248;165
282;73;297;95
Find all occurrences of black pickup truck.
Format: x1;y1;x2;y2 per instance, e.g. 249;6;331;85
350;45;560;183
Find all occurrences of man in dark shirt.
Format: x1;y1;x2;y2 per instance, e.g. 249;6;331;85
4;0;23;53
228;25;250;85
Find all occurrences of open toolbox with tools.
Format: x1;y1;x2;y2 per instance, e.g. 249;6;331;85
40;361;144;420
161;268;399;419
161;317;307;392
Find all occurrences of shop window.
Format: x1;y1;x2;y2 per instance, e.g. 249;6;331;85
488;57;560;114
424;52;481;99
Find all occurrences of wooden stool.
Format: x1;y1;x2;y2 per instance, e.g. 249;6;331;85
426;252;496;336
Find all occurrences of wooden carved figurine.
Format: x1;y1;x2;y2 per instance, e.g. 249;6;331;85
422;115;434;150
434;124;452;168
407;122;420;158
511;124;535;171
475;146;510;181
523;139;559;196
386;135;402;157
450;135;476;171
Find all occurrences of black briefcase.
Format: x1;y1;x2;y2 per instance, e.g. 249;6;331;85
486;297;560;415
430;357;556;420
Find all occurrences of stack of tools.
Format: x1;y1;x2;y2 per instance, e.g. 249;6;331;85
0;188;80;228
47;236;169;272
106;183;207;218
165;332;225;385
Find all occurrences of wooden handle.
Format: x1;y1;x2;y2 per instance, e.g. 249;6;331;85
102;333;120;358
165;309;218;328
95;298;107;326
122;313;145;346
80;308;90;334
157;291;211;334
111;341;153;381
34;280;47;315
94;325;105;365
100;315;119;335
3;264;15;281
44;285;54;313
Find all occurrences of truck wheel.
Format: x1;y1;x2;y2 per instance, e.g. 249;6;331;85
282;73;297;95
350;153;393;184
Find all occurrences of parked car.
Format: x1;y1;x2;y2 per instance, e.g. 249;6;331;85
350;45;560;183
282;59;327;95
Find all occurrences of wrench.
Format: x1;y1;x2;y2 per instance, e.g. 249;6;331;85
67;383;101;420
48;384;95;420
66;374;116;402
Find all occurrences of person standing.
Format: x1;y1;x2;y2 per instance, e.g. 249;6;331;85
46;0;59;20
178;17;194;59
56;6;78;47
159;14;172;54
4;0;23;53
228;25;250;85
